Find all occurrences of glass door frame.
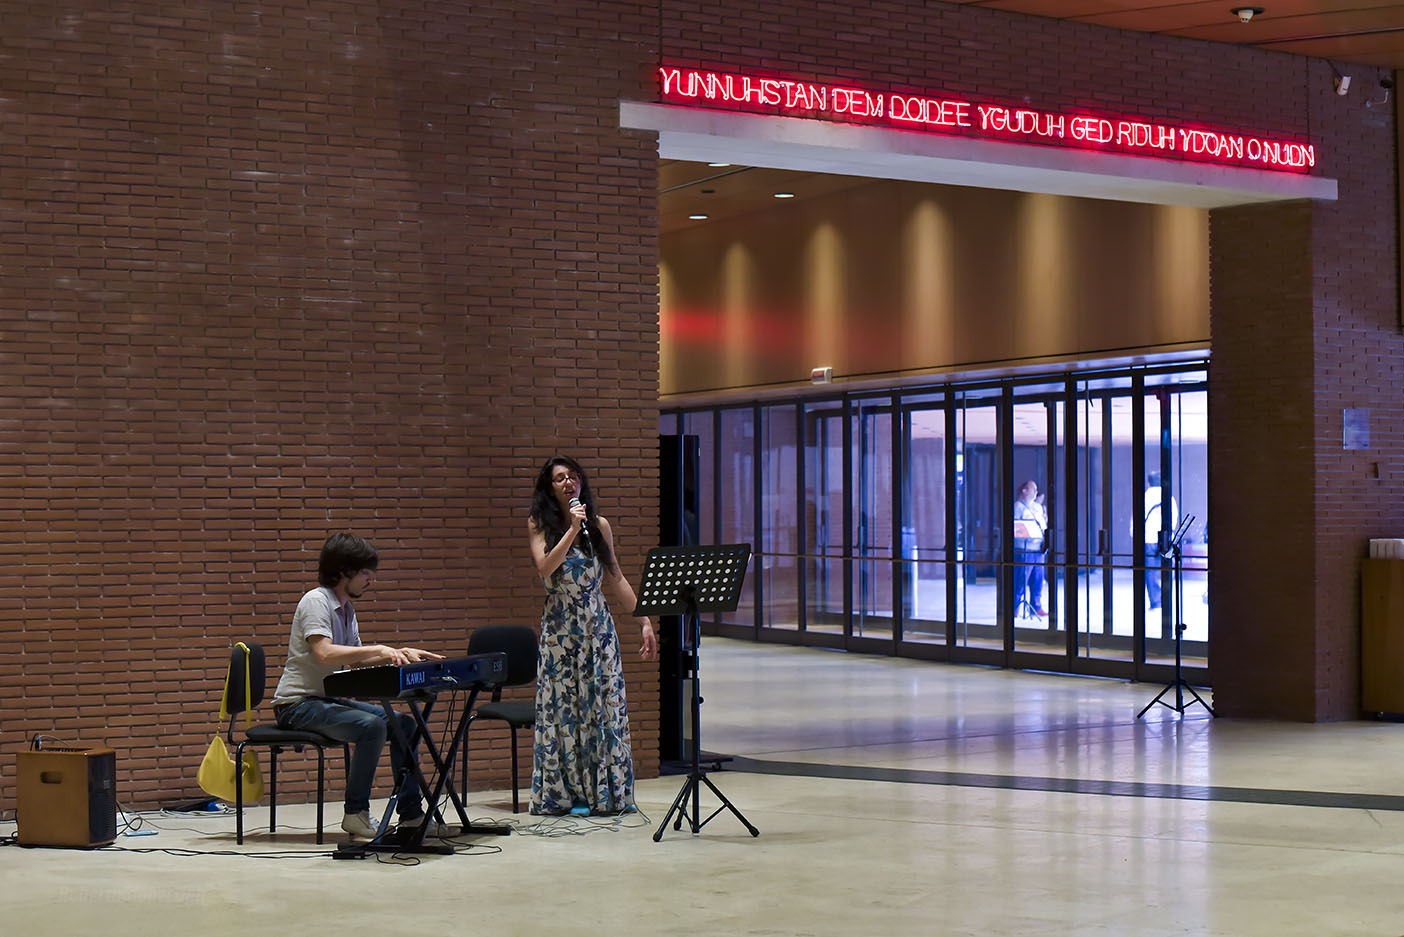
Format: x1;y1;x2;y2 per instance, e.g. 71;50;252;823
1006;380;1078;672
672;359;1210;686
847;393;900;655
1140;374;1210;684
942;385;1007;667
894;392;955;658
1061;376;1147;679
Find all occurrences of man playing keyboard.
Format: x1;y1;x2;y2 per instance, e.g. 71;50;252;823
271;532;447;841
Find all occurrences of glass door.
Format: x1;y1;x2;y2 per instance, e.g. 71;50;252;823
1009;389;1064;660
899;393;949;645
1074;381;1138;665
852;396;895;643
760;403;800;633
667;359;1212;682
717;407;756;631
1143;376;1209;670
953;392;1003;652
804;402;846;640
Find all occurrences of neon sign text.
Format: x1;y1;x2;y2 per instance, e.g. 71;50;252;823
659;66;1316;172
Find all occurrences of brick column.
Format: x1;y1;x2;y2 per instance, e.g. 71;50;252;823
1208;201;1318;718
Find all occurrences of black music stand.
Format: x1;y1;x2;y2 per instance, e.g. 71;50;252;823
634;543;759;842
1137;515;1216;719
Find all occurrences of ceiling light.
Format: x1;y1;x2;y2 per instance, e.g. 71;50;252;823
1230;6;1263;22
688;213;709;220
773;192;795;199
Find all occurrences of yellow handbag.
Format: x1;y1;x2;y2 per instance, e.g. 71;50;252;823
197;643;265;803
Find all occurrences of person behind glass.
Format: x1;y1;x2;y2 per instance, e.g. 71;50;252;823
270;532;446;841
1143;472;1179;611
1013;480;1048;618
527;455;658;816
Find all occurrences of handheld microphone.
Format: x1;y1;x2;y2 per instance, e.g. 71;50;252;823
568;497;588;532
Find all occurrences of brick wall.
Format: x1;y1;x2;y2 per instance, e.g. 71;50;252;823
0;0;660;813
659;1;1309;141
1303;60;1402;719
1208;63;1400;720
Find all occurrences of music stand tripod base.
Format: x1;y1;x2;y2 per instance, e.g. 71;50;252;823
633;543;760;842
1137;676;1215;719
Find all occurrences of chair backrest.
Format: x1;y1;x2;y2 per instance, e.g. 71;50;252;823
467;625;538;688
222;641;268;716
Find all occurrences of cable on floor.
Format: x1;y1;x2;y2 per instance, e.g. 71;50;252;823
510;806;653;838
96;844;334;860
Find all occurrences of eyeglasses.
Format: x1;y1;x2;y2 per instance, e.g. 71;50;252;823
552;472;580;485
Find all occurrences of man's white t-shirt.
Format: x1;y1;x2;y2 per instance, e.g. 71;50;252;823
1144;486;1179;545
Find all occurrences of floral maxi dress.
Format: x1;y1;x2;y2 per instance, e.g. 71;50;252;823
531;543;636;815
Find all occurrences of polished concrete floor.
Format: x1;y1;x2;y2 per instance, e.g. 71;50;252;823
5;638;1404;936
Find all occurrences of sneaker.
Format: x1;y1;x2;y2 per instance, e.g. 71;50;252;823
399;814;454;838
341;810;378;840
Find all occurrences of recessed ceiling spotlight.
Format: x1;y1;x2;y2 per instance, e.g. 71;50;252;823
688;213;709;220
773;192;795;199
707;162;732;167
1230;6;1264;22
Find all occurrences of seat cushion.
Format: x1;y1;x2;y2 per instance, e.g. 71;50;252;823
246;724;340;746
475;700;534;728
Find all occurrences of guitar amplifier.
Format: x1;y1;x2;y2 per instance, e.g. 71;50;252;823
16;748;118;848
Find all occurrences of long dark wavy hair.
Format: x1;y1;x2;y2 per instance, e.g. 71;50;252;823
529;455;613;569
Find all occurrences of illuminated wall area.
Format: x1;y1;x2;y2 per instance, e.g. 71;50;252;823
660;177;1209;397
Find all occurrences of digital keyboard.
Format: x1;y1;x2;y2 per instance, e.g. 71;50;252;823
322;652;508;700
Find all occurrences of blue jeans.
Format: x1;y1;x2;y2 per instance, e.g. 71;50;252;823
1014;542;1045;614
1144;544;1165;609
276;697;423;818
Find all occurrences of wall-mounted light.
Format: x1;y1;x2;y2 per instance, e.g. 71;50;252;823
1230;6;1263;22
1329;61;1352;96
688;213;709;220
810;366;833;384
707;162;731;167
774;192;795;199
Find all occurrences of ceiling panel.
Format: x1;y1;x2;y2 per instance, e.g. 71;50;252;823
659;160;875;234
1176;8;1404;42
967;0;1186;18
1257;32;1404;68
962;0;1404;69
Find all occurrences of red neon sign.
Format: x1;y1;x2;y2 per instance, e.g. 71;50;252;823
659;66;1316;173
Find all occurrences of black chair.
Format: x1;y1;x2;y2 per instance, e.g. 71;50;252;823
462;625;539;813
221;641;349;844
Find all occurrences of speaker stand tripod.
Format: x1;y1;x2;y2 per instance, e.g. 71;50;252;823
1138;515;1215;719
